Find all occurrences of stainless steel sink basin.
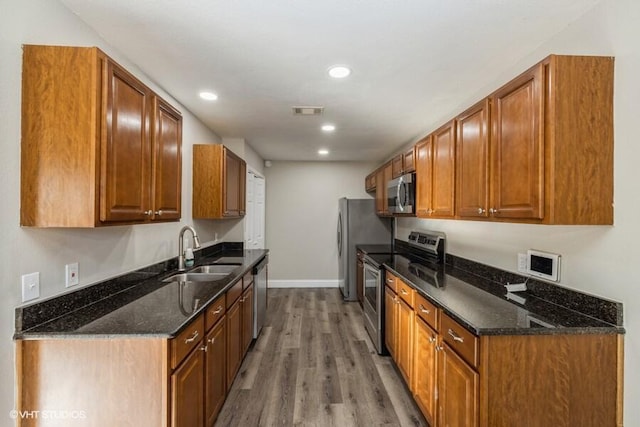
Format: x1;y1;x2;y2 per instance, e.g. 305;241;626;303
189;265;240;274
163;272;228;282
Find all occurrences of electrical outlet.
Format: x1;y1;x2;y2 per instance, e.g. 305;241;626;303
65;262;79;288
517;253;528;273
21;272;40;302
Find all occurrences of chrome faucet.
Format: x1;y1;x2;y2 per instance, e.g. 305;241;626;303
178;225;201;271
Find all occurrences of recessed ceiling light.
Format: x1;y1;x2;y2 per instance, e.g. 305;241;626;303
199;91;218;101
318;149;330;156
328;65;351;79
321;124;336;132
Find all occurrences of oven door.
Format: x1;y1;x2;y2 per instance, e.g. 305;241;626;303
363;261;384;354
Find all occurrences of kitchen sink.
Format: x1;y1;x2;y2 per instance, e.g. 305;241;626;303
163;272;228;283
189;264;240;274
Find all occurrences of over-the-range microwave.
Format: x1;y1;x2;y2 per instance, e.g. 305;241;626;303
387;172;415;214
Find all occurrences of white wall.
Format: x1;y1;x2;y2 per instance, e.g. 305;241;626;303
0;0;240;422
264;161;375;283
397;0;640;423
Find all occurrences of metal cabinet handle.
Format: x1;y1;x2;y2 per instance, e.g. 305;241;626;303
386;278;394;284
435;345;443;352
184;330;199;344
428;336;436;344
419;305;431;314
200;345;207;352
144;210;152;216
212;306;223;315
400;288;409;295
155;210;163;216
477;208;486;214
208;337;215;345
489;208;500;215
447;329;464;343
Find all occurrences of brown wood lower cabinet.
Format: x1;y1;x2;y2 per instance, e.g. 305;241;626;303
241;284;254;355
172;347;205;427
16;276;257;427
205;316;226;426
438;343;478;427
226;296;243;389
413;317;438;426
385;274;624;427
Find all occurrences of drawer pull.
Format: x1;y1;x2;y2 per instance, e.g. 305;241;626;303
400;288;409;295
212;306;223;314
386;278;394;284
447;329;464;343
419;304;430;314
208;337;215;345
428;336;436;344
184;330;199;344
200;345;207;352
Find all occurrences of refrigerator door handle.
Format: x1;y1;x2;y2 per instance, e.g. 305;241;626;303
337;213;343;256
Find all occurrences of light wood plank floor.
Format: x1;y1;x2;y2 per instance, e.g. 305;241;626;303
215;288;427;427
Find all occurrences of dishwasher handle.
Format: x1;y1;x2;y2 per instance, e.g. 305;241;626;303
252;255;269;275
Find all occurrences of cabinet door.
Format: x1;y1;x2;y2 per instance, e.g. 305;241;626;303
226;299;243;389
241;285;254;355
404;147;416;173
223;148;242;217
205;318;226;427
152;97;182;221
171;348;204;427
392;154;404;178
101;60;152;223
413;318;438;426
375;168;386;215
438;343;479;427
356;258;364;305
415;137;433;217
384;287;398;358
397;298;414;385
431;121;456;218
491;64;544;220
457;99;490;219
239;159;247;216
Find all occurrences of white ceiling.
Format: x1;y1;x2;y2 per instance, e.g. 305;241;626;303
59;0;601;162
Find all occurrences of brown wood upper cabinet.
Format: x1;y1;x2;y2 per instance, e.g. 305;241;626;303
192;144;247;219
456;99;491;219
391;147;416;179
460;55;614;224
375;162;393;216
365;172;377;192
20;45;182;227
415;120;456;218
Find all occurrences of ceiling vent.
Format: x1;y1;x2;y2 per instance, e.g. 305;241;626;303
292;106;324;116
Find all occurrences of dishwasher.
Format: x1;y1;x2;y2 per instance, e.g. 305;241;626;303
252;255;268;338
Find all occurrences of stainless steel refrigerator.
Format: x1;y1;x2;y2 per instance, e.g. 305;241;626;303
338;198;392;301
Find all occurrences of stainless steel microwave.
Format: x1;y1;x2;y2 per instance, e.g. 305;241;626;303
387;173;415;214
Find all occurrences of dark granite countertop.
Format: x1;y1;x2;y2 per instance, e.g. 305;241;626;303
15;248;268;340
358;244;623;337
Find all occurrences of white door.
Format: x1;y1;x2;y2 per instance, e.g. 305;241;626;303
244;169;265;249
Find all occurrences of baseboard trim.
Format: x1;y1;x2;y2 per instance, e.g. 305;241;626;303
269;280;339;288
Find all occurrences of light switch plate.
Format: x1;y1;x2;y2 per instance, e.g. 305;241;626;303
65;262;79;288
517;253;528;273
21;272;40;302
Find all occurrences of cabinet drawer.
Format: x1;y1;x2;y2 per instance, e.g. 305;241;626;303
415;292;439;331
397;279;414;308
385;271;398;293
226;280;243;308
205;294;225;331
171;314;205;369
441;313;479;368
243;271;253;289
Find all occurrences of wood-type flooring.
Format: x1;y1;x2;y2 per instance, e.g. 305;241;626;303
215;288;427;427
